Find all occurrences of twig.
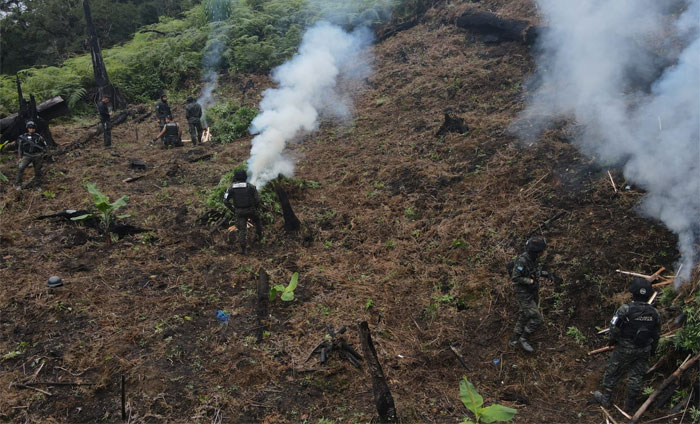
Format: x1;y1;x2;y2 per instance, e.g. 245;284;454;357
449;345;470;370
679;386;693;424
121;374;126;421
600;406;619;424
641;411;683;423
613;404;632;420
607;171;618;193
14;383;52;396
22;381;94;386
588;346;614;356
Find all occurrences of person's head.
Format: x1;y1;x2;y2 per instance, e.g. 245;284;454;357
102;95;110;103
525;236;547;256
629;277;653;301
26;120;36;134
186;96;194;103
166;115;174;122
234;169;247;182
161;94;168;102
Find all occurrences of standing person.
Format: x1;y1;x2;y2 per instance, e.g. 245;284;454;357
185;97;203;146
594;278;661;411
509;236;553;353
223;169;263;255
155;115;183;148
97;95;112;148
15;121;48;190
155;94;171;129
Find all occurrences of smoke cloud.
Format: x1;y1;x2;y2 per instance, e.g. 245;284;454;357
247;22;373;188
517;0;700;283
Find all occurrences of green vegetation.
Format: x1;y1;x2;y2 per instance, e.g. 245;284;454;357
674;296;700;354
71;183;129;243
270;272;299;302
565;326;586;345
459;377;517;424
204;101;258;142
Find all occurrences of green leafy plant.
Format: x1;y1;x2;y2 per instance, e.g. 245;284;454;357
674;298;700;354
459;377;516;424
0;171;7;183
566;326;586;345
269;272;298;302
71;183;129;243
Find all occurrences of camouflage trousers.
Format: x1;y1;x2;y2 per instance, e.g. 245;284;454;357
236;211;263;251
102;121;111;147
513;293;542;337
16;155;44;186
601;345;651;403
188;122;203;145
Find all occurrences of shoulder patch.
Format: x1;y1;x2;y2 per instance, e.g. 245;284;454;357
233;182;247;188
516;266;524;271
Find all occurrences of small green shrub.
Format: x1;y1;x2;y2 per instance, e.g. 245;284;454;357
71;183;129;243
459;377;517;424
674;298;700;354
270;272;298;302
566;326;586;345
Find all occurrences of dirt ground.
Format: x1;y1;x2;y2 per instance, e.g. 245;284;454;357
0;1;694;423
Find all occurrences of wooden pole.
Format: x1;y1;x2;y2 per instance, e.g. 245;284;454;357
256;268;269;343
631;352;700;422
588;346;614;356
358;321;397;423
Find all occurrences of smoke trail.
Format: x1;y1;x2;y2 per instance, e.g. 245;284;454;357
196;4;230;124
247;22;373;188
517;0;700;283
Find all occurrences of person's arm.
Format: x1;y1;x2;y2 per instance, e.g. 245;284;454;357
17;136;22;158
156;126;166;139
511;256;534;285
177;123;182;138
608;304;629;344
253;186;261;208
223;188;235;212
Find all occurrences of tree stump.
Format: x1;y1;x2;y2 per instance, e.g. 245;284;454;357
358;321;397;423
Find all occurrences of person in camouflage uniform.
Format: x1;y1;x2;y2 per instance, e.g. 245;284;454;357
185;97;203;146
155;94;171;128
223;169;263;255
15;121;48;190
509;236;551;353
155;115;183;148
97;95;112;147
594;278;660;411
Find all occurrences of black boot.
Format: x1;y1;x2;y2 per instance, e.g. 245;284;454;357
594;389;612;408
509;333;521;347
624;394;638;412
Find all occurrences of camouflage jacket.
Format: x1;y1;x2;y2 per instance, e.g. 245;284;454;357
155;100;171;119
510;251;540;299
185;102;202;124
609;301;661;350
17;133;47;157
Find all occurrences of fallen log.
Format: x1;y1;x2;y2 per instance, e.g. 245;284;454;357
0;96;68;132
456;9;531;44
631;352;700;422
358;321;397;423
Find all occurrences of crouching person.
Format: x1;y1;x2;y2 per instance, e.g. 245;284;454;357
223;169;263;254
156;115;183;148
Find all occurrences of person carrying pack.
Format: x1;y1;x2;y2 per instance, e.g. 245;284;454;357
15;120;48;190
223;169;263;254
155;115;183;148
594;277;661;411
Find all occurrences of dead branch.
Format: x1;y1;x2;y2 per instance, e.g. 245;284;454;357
13;383;52;396
22;381;94;386
358;321;397;423
631;352;700;422
607;171;618;193
600;406;618;424
449;345;470;370
613;404;632;420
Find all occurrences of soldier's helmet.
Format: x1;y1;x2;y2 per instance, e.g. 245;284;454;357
186;96;194;103
161;94;168;101
234;169;247;182
525;236;547;253
26;120;36;129
629;277;652;300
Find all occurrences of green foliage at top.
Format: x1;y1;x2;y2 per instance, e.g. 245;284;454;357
204;101;258;143
1;0;423;115
459;377;516;424
270;272;299;302
71;182;130;243
206;167;244;216
674;296;700;354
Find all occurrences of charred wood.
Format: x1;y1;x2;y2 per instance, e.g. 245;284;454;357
275;184;301;232
256;268;270;343
358;321;397;423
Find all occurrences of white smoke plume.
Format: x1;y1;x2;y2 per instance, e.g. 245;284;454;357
247;22;373;188
518;0;700;283
196;16;228;124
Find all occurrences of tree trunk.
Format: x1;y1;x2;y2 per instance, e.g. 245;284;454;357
83;0;126;109
256;268;270;343
358;321;398;423
275;184;301;232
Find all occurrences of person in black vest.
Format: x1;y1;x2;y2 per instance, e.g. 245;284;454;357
223;169;263;254
155;94;171;129
97;95;112;147
594;278;661;411
155;115;183;148
15;120;48;190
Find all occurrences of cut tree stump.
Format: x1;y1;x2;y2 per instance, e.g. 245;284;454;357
256;268;270;343
436;113;468;137
275;184;301;232
358;321;397;423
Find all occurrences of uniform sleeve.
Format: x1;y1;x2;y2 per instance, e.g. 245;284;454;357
17;136;23;157
185;106;191;119
252;186;261;207
39;135;48;150
510;256;532;285
223;187;234;211
608;304;629;343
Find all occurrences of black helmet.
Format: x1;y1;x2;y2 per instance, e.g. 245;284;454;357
234;169;247;182
629;277;652;300
186;96;194;103
161;94;168;100
47;276;63;288
525;236;547;253
26;120;36;129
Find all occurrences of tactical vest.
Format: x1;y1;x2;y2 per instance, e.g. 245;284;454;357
620;303;658;347
231;182;253;209
164;122;179;139
20;134;46;155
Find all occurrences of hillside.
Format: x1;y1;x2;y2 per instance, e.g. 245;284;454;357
1;1;698;423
